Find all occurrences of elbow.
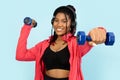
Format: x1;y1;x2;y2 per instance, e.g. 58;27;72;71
15;51;25;61
16;55;21;61
15;48;27;61
16;54;23;61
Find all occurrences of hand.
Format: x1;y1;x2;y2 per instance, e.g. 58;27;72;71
88;27;106;46
31;19;37;28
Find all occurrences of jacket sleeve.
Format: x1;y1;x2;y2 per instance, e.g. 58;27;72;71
79;41;93;57
16;25;41;61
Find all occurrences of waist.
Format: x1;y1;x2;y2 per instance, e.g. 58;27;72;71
45;69;69;79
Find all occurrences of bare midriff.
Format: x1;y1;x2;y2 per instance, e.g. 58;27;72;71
45;69;70;78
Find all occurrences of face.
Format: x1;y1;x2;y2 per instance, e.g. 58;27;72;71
53;13;71;36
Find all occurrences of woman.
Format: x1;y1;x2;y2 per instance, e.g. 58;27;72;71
16;5;106;80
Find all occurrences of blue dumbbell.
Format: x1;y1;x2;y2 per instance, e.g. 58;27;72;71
77;31;115;45
24;17;37;27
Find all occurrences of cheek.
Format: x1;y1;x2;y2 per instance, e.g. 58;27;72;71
52;24;57;29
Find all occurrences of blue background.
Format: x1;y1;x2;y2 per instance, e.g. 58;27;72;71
0;0;119;80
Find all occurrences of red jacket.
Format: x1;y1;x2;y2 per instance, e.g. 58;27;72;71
16;25;92;80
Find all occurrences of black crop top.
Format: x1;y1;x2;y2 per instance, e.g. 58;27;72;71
42;46;70;70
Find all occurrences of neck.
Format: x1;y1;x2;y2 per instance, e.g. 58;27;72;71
55;37;66;45
56;32;71;41
56;36;63;41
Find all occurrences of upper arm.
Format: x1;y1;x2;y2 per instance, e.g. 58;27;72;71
16;42;42;61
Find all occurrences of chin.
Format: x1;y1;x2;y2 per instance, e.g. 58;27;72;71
56;32;65;36
56;34;64;36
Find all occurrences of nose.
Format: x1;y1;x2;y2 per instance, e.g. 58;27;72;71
57;21;63;27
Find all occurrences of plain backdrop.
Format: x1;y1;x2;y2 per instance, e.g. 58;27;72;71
0;0;119;80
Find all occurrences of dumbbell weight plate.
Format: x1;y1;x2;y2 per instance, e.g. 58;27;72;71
77;31;86;45
24;17;32;25
105;32;115;45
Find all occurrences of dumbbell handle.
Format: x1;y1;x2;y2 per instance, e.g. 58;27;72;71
86;36;92;41
86;32;115;45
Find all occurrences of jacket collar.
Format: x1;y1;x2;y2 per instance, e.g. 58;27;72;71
61;33;73;42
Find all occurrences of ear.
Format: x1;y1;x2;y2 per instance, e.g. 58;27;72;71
51;17;55;25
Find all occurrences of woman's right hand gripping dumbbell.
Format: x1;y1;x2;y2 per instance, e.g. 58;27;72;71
24;17;37;28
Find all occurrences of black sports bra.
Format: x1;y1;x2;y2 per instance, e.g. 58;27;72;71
42;46;70;70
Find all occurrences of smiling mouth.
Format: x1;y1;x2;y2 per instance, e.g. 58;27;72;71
56;27;64;31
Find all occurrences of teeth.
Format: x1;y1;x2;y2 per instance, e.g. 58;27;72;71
57;28;63;31
57;29;62;31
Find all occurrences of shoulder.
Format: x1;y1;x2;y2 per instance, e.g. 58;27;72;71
70;35;77;41
68;36;77;44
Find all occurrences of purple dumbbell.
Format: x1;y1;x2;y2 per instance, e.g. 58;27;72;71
77;31;115;45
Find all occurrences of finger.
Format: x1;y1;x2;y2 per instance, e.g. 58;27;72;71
90;28;99;43
89;30;96;41
99;29;106;43
88;41;97;46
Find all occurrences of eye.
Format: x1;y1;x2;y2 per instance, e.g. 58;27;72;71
62;20;67;23
54;19;58;22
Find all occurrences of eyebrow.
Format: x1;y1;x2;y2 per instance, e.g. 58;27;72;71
54;18;68;20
